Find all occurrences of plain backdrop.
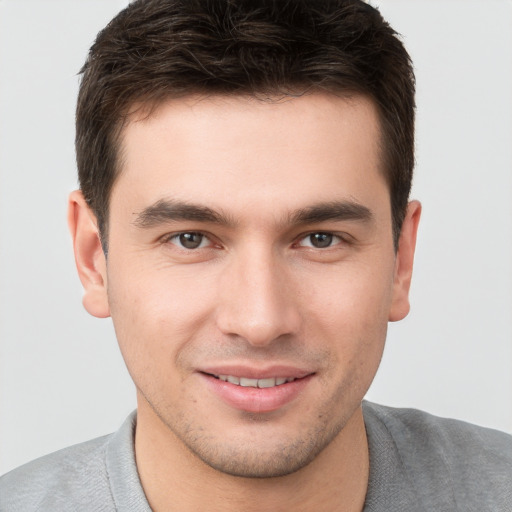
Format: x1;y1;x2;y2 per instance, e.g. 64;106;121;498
0;0;511;475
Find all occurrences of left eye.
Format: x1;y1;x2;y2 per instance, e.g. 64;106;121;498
298;233;341;249
168;232;210;250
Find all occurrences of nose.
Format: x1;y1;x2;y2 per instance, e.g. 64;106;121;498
215;247;301;347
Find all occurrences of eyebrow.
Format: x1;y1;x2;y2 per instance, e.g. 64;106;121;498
289;200;373;225
133;198;373;229
133;199;234;228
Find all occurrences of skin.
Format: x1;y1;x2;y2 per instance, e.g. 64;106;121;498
68;93;421;511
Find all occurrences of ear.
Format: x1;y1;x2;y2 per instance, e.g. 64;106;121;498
388;200;421;322
67;190;110;318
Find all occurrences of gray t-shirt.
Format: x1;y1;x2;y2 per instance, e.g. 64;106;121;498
1;402;510;511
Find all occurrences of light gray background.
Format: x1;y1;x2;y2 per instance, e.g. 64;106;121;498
1;0;511;475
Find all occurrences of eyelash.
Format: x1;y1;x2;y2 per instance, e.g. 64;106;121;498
163;231;349;251
295;232;345;249
164;232;214;250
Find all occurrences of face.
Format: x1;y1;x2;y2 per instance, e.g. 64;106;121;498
71;93;419;478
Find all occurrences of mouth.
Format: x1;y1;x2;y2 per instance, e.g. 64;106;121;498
209;374;297;388
199;369;314;413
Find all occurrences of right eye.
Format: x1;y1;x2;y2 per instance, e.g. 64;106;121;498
167;232;211;250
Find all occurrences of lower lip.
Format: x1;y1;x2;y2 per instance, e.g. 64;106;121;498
201;373;313;413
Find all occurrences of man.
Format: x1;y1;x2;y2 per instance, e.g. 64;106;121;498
1;0;510;510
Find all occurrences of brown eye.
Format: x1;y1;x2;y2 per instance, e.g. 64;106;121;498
169;232;208;249
298;233;341;249
309;233;333;248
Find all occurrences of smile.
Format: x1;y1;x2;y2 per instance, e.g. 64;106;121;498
201;370;313;413
213;375;296;388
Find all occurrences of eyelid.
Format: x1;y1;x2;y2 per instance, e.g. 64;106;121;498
294;231;352;248
161;230;217;249
159;229;352;250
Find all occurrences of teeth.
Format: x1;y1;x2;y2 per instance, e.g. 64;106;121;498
257;378;276;388
217;375;295;388
240;377;258;387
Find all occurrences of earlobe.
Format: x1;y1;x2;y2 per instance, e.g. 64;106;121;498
388;200;421;322
67;190;110;318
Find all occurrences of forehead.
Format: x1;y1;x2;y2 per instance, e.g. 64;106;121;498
113;93;387;222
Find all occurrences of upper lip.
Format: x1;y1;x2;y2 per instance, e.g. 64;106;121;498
199;365;314;380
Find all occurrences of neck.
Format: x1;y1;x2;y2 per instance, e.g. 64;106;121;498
135;398;369;512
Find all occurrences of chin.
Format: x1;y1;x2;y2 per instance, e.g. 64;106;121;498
170;412;348;479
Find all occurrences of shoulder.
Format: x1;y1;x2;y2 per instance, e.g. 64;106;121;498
0;434;115;512
363;401;512;509
363;402;512;448
0;412;148;512
363;401;512;462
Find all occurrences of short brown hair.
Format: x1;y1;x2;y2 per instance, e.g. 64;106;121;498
76;0;415;250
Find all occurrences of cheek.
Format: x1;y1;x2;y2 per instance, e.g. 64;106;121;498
106;262;219;372
301;257;395;325
300;260;394;374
